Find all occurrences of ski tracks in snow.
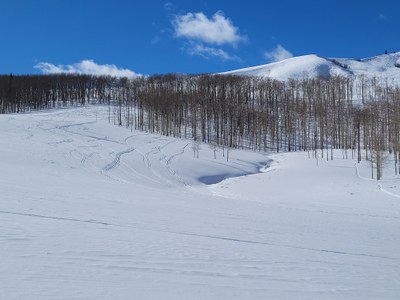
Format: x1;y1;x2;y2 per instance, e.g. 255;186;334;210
354;162;400;199
18;110;234;189
123;136;191;187
102;147;136;173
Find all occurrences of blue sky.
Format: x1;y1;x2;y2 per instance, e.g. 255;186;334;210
1;0;399;76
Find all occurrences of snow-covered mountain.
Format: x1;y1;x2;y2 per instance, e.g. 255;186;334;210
222;52;400;82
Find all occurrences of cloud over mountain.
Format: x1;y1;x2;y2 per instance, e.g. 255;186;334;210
264;45;293;62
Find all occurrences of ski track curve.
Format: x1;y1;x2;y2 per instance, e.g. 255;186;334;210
354;162;400;199
102;147;136;173
150;140;192;187
161;142;191;186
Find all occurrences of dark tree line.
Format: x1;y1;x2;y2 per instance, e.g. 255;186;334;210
0;74;128;113
1;73;399;179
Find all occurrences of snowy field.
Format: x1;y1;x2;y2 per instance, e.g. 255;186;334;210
1;106;399;299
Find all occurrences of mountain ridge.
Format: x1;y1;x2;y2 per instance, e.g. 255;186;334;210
221;52;400;82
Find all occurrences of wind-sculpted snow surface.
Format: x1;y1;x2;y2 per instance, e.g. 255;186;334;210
1;106;399;299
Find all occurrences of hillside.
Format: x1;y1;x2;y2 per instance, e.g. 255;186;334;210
222;52;400;82
1;106;400;299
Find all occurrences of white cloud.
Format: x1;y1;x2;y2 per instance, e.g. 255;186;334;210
173;11;245;46
34;60;141;78
264;45;293;62
187;44;239;61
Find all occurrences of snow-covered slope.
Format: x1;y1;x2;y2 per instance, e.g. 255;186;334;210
1;106;400;299
222;52;400;82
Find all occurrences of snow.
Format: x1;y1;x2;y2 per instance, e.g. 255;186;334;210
1;106;399;299
222;52;400;82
